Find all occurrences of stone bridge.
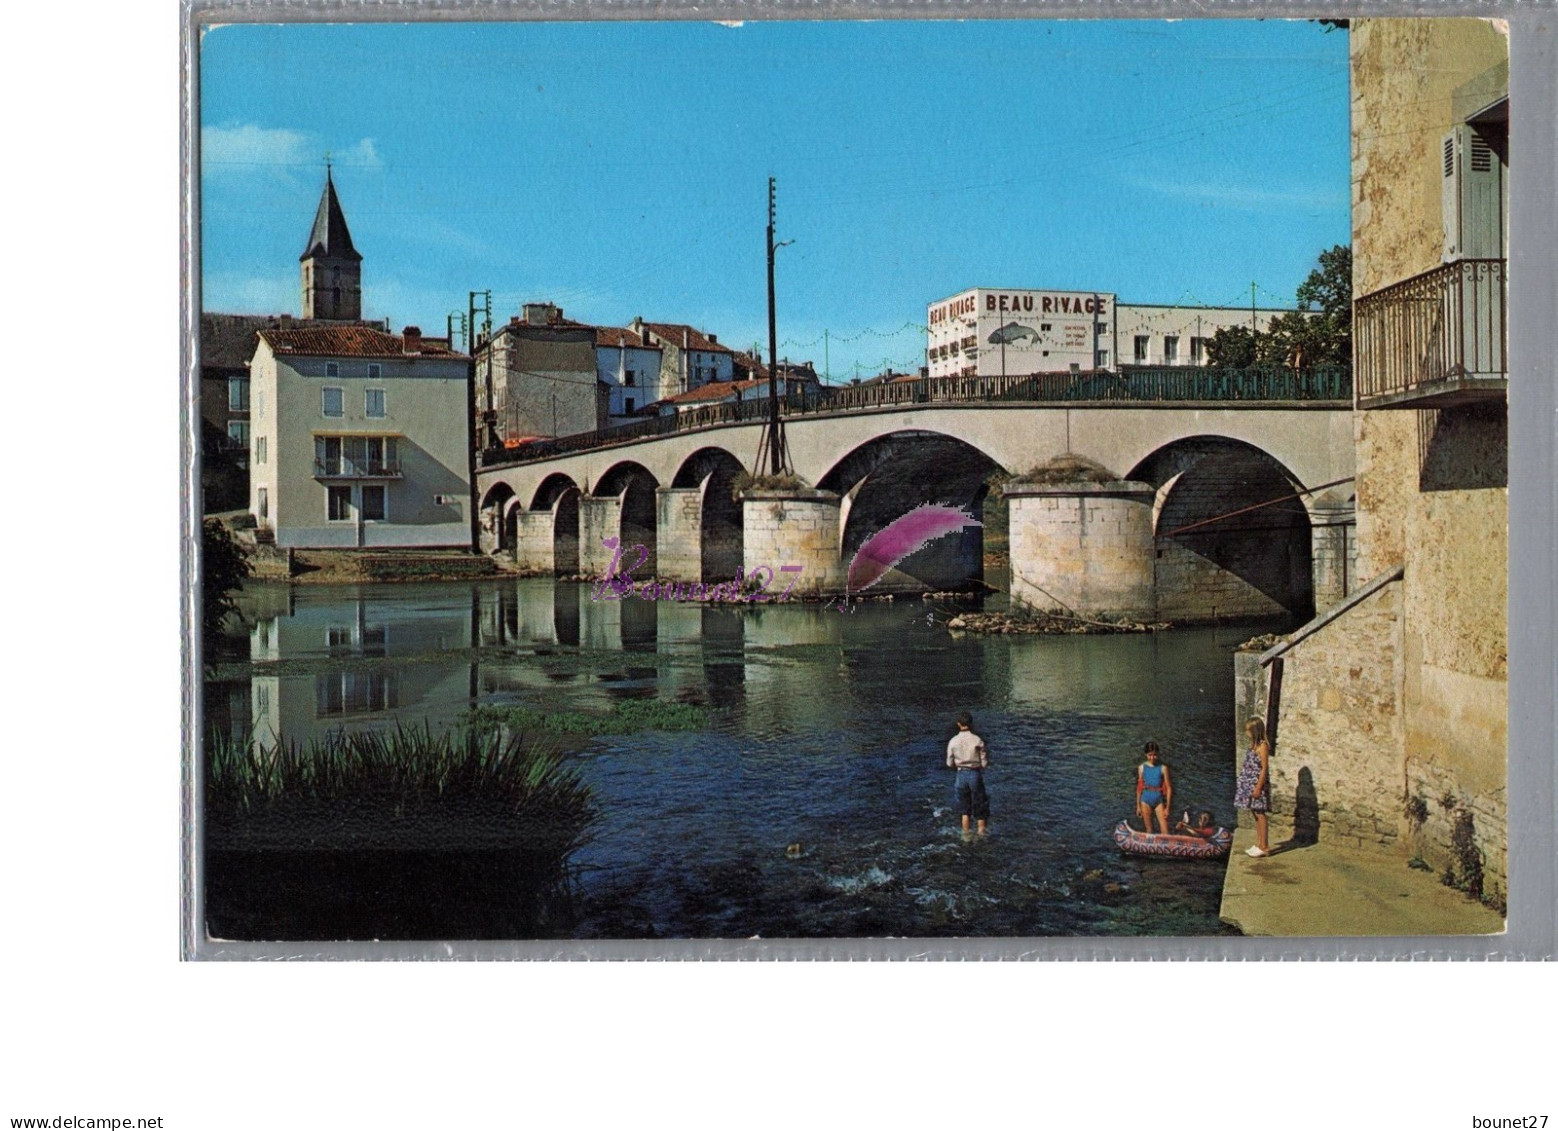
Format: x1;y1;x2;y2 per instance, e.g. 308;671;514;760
476;396;1357;623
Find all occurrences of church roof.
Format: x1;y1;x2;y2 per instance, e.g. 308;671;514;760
299;169;362;263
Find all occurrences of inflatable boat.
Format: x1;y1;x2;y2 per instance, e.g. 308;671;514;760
1113;820;1233;859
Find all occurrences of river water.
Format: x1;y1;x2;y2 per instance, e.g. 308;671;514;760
213;577;1282;938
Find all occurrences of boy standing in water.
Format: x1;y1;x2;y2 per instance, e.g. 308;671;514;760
946;711;990;836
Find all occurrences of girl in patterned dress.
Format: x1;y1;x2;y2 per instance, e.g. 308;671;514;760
1235;718;1272;857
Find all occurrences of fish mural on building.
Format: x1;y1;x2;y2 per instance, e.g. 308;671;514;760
987;322;1042;346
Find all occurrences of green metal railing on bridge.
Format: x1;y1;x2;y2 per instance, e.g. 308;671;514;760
479;366;1351;468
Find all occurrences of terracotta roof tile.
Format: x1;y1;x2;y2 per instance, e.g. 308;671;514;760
660;378;766;404
201;314;357;369
731;350;768;378
641;322;734;355
258;325;466;359
596;327;662;350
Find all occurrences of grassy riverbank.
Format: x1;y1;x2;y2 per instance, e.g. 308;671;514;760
205;723;597;939
470;699;712;736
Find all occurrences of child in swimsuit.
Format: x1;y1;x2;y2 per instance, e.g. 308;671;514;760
1135;741;1172;834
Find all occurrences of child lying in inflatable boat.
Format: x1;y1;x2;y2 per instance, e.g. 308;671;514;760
1173;810;1217;839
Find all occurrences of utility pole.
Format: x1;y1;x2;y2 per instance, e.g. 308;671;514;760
756;177;793;477
469;290;492;351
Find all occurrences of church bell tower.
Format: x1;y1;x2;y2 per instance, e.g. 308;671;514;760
300;167;362;320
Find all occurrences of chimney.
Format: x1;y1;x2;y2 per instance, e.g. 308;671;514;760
709;333;718;345
278;314;292;329
403;326;422;354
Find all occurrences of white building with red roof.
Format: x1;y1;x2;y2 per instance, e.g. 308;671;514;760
593;325;664;424
629;317;735;401
249;324;472;548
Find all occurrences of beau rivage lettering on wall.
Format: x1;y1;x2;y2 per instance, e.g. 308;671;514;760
926;288;1118;378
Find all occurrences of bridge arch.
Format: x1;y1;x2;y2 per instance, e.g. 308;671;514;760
528;473;582;573
819;430;1008;591
478;482;517;553
1128;435;1315;621
596;460;661;576
530;472;580;512
672;447;747;581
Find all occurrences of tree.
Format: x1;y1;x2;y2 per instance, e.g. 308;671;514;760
1205;325;1260;369
1294;244;1352;366
1205;245;1352;369
1296;244;1352;320
202;518;252;645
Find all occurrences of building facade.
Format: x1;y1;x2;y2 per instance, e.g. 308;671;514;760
249;325;472;548
200;172;381;512
1256;19;1508;909
475;304;606;447
926;287;1293;378
594;326;664;424
630;318;735;401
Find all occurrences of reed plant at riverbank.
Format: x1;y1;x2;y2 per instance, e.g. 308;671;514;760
208;722;595;847
470;698;711;736
205;723;598;938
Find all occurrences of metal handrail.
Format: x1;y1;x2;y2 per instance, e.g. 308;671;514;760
313;458;403;477
478;365;1352;468
1355;258;1506;402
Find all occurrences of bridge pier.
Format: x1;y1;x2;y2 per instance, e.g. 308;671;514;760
578;495;623;579
1006;478;1158;621
510;507;556;574
742;488;846;595
1309;494;1357;612
657;487;703;582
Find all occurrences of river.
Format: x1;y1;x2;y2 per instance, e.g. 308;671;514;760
210;577;1285;938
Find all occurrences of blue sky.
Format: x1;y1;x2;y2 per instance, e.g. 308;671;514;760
199;19;1350;380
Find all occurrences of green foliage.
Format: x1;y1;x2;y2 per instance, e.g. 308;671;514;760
1448;808;1484;902
470;698;712;736
1019;454;1117;485
1207;245;1352;369
731;470;805;500
1204;325;1260;369
208;722;597;854
202;518;252;643
200;419;248;513
1296;245;1353;321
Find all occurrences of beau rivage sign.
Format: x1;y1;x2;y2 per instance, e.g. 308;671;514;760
927;288;1117;327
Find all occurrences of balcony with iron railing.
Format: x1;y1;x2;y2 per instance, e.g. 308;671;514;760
1355;258;1506;409
313;457;403;479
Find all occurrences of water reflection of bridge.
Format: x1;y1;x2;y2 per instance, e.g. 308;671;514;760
224;582;1020;750
477;369;1356;624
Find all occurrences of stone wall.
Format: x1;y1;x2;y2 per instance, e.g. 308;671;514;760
1152;458;1315;622
578;497;622;578
1345;18;1509;905
656;487;703;582
1006;480;1156;621
1260;577;1404;849
1154;543;1290;623
511;508;556;574
741;490;845;595
1309;495;1357;612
